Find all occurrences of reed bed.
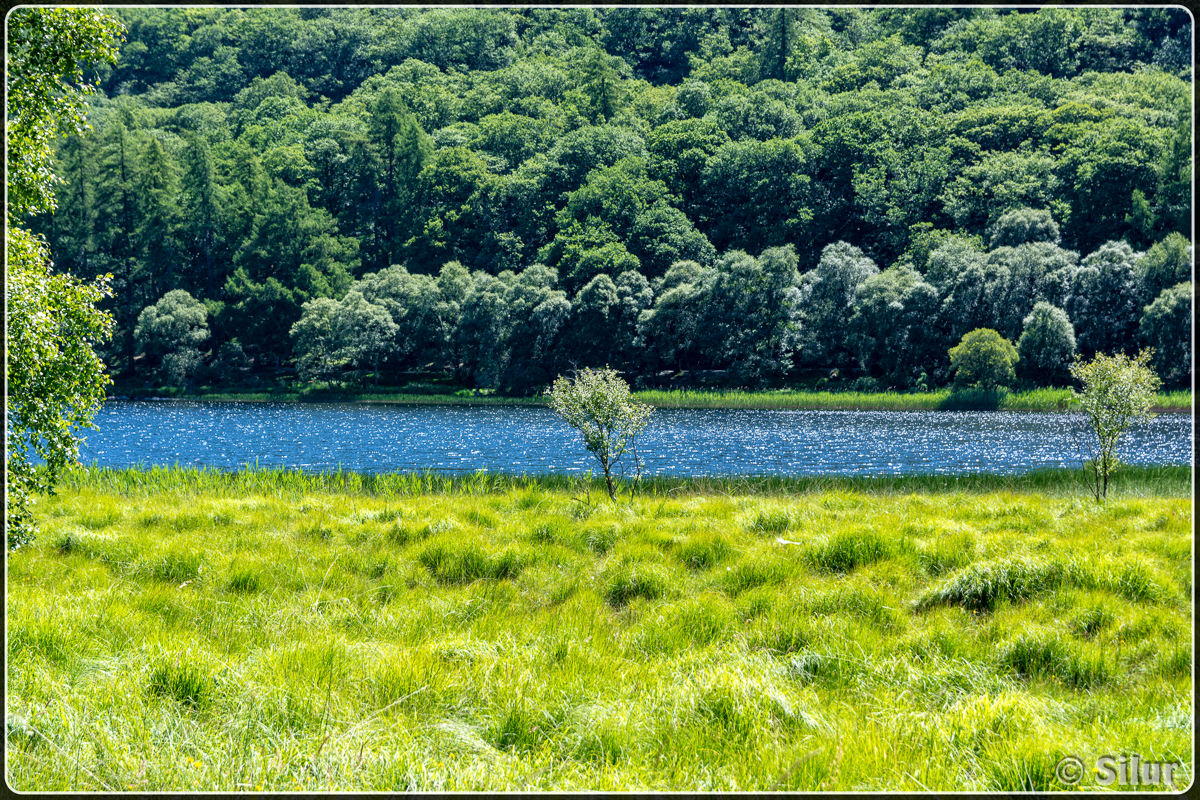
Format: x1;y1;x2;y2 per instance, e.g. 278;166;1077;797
58;463;1192;501
113;386;1192;412
7;465;1193;791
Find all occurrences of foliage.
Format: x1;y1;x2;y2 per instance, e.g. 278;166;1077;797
5;8;123;548
21;6;1194;394
1139;283;1192;389
5;231;114;549
134;289;210;385
546;367;652;500
1069;350;1162;501
1017;302;1075;386
5;7;124;220
949;328;1019;391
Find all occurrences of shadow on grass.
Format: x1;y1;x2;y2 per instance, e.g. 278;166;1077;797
938;388;1006;411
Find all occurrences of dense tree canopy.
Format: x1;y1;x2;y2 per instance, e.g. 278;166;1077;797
22;6;1194;394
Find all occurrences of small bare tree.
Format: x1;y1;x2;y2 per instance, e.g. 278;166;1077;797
546;367;652;501
1069;350;1161;501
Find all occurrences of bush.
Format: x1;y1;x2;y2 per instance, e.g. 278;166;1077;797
949;328;1018;390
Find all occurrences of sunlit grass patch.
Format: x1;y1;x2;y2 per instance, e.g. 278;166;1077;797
7;466;1191;792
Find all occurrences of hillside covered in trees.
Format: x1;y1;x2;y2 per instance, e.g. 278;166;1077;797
26;6;1194;392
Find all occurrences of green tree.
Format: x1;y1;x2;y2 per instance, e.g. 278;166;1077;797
1017;302;1076;387
5;8;125;220
501;265;572;393
799;241;878;367
224;180;357;362
564;274;623;368
949;328;1019;390
290;298;343;385
1066;241;1141;357
636;260;714;371
179;135;228;297
5;8;123;548
1138;283;1191;390
452;271;511;389
133;289;211;386
578;47;628;123
6;231;115;548
986;207;1060;249
699;137;815;254
546;367;653;501
699;246;805;387
850;264;943;387
1069;350;1161;501
332;291;398;387
1136;232;1192;306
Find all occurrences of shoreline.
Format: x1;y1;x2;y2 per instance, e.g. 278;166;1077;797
103;387;1194;414
61;463;1193;498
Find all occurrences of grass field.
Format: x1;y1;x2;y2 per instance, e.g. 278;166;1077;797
109;382;1193;413
6;466;1193;791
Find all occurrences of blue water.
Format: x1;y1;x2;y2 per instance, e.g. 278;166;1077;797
77;401;1193;477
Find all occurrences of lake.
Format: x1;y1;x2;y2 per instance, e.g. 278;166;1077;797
78;401;1193;477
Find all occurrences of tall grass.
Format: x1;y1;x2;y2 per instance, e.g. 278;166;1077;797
58;463;1192;502
633;387;1191;412
8;468;1192;791
111;385;1194;412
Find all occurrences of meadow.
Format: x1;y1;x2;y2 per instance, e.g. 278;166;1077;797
6;466;1193;791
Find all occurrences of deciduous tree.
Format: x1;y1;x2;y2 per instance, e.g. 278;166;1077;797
1070;350;1161;500
5;8;123;548
546;367;652;500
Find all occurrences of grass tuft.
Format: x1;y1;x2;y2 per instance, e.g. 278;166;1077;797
915;555;1073;613
601;561;669;607
147;657;212;708
807;529;892;573
417;540;526;584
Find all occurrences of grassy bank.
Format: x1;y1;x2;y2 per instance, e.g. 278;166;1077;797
109;383;1193;413
7;466;1192;791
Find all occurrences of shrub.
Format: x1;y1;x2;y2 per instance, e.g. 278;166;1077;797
949;328;1018;390
546;367;652;501
1017;302;1076;386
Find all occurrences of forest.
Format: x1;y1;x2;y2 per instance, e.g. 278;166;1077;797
26;6;1194;393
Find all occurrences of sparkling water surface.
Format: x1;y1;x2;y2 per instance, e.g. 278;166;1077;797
79;401;1193;477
